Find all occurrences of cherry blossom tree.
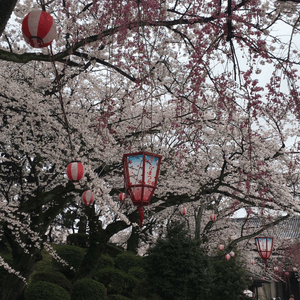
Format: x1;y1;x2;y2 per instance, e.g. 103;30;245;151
1;0;300;298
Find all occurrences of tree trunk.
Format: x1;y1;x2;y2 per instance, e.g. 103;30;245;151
0;0;18;37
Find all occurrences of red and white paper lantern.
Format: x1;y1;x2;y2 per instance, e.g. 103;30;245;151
274;266;279;271
180;206;186;216
229;251;235;257
22;10;56;48
210;214;217;222
82;190;94;206
225;254;231;261
251;259;255;265
119;192;126;202
67;161;84;182
218;244;225;251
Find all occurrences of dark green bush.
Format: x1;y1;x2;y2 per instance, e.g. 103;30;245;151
128;266;147;280
107;295;131;300
25;281;70;300
114;252;144;272
98;254;114;269
30;271;72;292
67;233;89;248
144;221;212;300
52;245;85;278
93;266;137;295
71;278;106;300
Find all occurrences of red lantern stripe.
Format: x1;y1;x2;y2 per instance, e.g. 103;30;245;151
22;10;56;48
67;162;84;182
82;190;94;206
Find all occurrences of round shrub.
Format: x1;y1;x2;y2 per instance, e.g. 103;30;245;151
52;245;85;278
30;271;72;292
93;266;137;295
107;295;131;300
71;278;106;300
98;254;114;269
114;252;144;272
128;266;147;280
25;281;70;300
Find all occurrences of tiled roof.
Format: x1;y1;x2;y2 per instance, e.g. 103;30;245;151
232;217;300;239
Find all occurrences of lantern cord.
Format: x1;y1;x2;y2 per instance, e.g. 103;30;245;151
139;206;144;228
49;44;74;156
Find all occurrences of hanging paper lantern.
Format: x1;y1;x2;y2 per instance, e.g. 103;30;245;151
225;254;231;260
67;161;84;182
255;236;273;270
22;10;56;48
274;266;279;271
210;214;217;221
285;271;289;276
119;192;126;202
123;152;162;228
82;190;94;206
180;206;186;216
229;251;235;257
251;259;255;265
218;244;225;251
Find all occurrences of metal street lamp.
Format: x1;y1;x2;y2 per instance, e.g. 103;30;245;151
255;236;273;270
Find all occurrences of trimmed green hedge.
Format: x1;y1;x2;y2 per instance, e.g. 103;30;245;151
98;254;114;269
71;278;106;300
114;252;144;272
93;266;137;295
107;295;131;300
25;281;70;300
30;271;72;292
52;245;85;278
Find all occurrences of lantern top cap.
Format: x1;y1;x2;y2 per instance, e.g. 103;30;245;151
123;151;162;159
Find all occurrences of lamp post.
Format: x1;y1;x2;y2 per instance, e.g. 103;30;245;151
123;152;162;227
255;237;273;270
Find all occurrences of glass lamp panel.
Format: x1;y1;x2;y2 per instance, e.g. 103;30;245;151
126;154;144;186
144;154;160;187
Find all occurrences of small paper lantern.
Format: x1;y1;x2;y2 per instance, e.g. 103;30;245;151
274;266;279;271
22;10;56;48
218;244;225;251
225;254;231;260
180;206;186;216
210;214;217;221
251;259;255;265
285;271;289;276
119;192;126;202
229;251;235;257
67;161;84;182
82;190;94;206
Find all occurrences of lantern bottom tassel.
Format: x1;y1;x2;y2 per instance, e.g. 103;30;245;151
139;206;144;228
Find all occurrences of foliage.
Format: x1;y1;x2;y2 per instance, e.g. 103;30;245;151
1;0;300;298
210;251;249;300
52;245;86;279
25;281;70;300
30;271;72;293
92;266;137;295
71;278;106;300
144;222;212;300
114;252;144;272
67;234;89;248
97;254;115;269
128;266;147;280
107;295;132;300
